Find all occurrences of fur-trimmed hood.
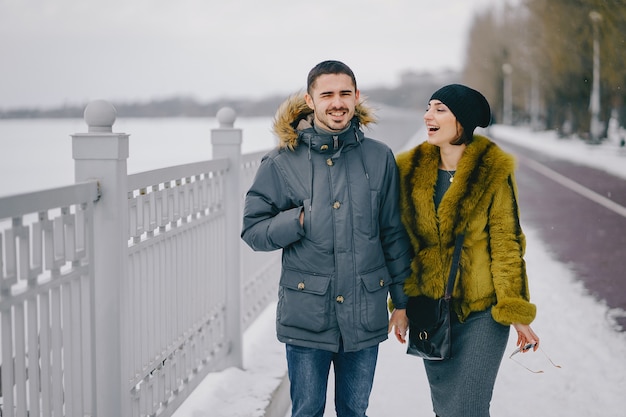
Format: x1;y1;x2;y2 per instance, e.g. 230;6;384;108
272;92;376;150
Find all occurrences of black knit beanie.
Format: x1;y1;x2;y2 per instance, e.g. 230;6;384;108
430;84;491;137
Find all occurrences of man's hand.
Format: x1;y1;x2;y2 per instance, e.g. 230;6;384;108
388;308;408;344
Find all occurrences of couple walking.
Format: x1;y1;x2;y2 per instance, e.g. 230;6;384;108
241;60;539;417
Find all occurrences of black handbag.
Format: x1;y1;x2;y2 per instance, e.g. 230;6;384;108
406;234;464;360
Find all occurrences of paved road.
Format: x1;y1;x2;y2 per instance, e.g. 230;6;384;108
493;138;626;330
366;104;421;153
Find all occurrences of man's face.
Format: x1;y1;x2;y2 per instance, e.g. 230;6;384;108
304;73;360;132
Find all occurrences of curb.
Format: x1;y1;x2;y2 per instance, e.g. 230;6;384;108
263;373;290;417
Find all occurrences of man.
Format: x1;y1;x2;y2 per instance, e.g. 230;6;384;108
241;60;411;417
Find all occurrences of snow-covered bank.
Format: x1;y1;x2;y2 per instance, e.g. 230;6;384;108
171;303;288;417
490;124;626;180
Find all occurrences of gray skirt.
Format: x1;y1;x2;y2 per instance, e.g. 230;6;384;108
423;308;509;417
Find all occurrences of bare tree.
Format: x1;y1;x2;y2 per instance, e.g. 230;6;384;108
464;0;626;137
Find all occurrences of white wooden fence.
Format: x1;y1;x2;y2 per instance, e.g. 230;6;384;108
0;101;280;416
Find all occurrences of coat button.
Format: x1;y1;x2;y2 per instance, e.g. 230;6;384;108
321;144;329;151
379;279;385;287
336;295;344;303
332;201;341;209
326;158;334;166
297;282;305;290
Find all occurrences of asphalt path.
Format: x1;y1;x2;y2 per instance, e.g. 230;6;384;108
492;137;626;331
366;104;422;153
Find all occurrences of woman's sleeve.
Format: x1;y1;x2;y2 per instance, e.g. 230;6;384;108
489;173;537;325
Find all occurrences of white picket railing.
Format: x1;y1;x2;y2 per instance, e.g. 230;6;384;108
0;101;279;416
0;181;99;417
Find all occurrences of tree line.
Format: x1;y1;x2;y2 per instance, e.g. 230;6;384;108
463;0;626;139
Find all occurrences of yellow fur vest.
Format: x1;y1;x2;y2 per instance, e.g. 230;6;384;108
396;135;536;325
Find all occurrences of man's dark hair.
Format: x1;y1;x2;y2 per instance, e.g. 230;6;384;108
307;60;357;94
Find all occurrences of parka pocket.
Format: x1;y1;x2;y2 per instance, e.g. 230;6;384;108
359;266;390;331
278;269;332;332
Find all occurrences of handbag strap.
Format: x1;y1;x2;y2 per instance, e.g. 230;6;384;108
444;234;465;300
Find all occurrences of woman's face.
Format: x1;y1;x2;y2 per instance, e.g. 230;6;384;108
424;99;463;147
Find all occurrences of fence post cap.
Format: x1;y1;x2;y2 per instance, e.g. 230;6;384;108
217;107;237;128
84;100;117;133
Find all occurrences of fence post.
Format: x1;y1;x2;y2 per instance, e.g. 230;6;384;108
211;107;244;369
72;100;129;416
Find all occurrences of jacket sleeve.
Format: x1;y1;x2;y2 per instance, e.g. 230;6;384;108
489;173;536;325
241;156;304;251
379;150;413;309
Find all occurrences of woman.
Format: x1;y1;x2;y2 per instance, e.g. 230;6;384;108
396;84;539;417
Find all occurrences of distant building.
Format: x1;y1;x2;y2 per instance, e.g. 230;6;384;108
399;69;461;86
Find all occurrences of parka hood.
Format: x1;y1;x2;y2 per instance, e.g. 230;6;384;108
272;92;377;150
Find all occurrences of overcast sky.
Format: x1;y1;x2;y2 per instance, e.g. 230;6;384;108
0;0;514;109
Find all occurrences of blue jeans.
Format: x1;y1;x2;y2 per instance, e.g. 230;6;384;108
285;342;379;417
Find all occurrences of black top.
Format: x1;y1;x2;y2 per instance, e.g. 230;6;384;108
434;169;455;209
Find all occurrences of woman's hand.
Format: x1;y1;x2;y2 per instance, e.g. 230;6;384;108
389;308;408;344
512;323;540;352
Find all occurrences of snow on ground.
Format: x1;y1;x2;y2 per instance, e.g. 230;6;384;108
173;125;626;417
370;225;626;417
490;124;626;181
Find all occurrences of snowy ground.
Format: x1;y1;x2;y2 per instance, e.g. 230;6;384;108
173;125;626;417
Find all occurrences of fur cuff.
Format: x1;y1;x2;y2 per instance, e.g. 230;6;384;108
491;298;536;325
